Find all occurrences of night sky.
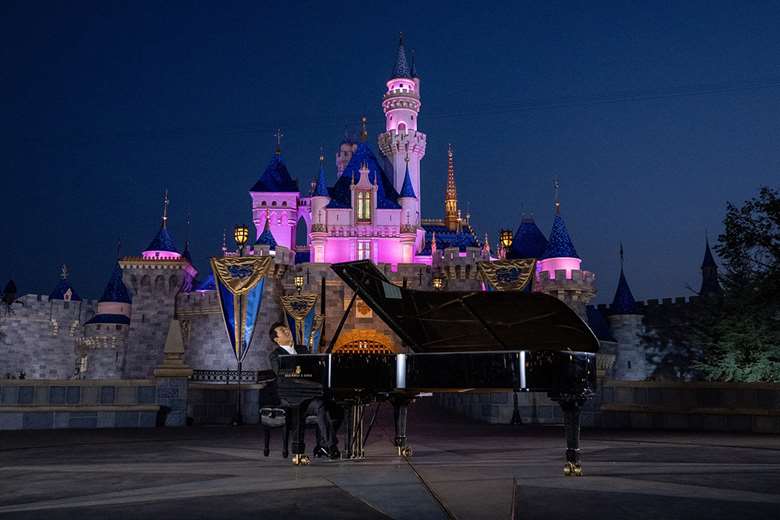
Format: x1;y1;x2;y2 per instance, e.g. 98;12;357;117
2;1;779;303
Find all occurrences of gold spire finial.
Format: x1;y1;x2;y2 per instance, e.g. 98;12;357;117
162;189;170;228
553;177;560;215
221;229;227;254
274;128;283;155
60;264;69;280
319;145;325;164
359;116;368;142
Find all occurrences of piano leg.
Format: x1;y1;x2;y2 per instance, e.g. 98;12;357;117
550;393;587;477
290;403;310;466
392;396;412;457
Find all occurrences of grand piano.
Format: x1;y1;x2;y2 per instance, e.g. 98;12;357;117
277;260;599;476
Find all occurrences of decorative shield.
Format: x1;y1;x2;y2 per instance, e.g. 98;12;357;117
211;256;272;362
281;293;321;351
477;259;536;292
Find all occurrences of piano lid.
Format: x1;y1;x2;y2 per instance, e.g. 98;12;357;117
330;260;599;354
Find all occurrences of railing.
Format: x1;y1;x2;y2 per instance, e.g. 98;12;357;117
190;369;274;385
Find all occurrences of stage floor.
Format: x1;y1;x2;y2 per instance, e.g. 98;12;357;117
1;401;779;519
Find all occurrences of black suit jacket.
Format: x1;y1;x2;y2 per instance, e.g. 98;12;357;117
266;344;307;406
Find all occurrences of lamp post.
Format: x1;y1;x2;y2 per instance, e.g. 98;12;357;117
500;229;513;259
231;224;249;426
432;273;445;291
234;224;249;256
294;273;305;294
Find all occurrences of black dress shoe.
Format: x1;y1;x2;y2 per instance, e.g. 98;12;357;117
327;446;341;460
313;446;329;458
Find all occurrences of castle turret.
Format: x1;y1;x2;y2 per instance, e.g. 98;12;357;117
249;133;300;250
255;210;279;253
699;237;722;297
142;190;181;260
398;157;418;263
48;264;82;302
120;192;192;378
534;183;595;319
608;244;648;380
378;33;426;214
78;262;132;378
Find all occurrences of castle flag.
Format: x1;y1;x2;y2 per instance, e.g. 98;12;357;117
211;256;272;362
280;293;325;353
477;259;536;292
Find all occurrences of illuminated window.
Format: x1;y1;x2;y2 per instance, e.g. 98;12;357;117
357;240;371;260
357;191;371;222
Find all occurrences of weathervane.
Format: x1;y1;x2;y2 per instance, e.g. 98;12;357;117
274;128;284;155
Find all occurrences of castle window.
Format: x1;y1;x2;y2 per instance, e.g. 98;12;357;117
272;201;277;206
357;191;372;222
116;325;122;331
627;361;632;369
282;201;287;207
357;240;371;260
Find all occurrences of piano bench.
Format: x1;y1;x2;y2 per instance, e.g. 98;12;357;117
260;407;289;458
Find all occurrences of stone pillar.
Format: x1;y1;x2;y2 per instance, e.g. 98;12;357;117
153;319;193;426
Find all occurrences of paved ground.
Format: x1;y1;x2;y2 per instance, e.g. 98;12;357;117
1;401;779;519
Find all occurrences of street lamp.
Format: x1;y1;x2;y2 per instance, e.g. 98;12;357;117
294;274;305;294
233;224;249;256
500;229;513;249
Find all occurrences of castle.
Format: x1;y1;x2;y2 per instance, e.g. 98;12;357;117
0;36;721;383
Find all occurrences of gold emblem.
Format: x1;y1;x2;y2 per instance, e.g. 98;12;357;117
294;365;302;375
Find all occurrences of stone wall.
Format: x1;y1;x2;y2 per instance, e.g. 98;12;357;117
434;380;780;433
0;295;97;379
0;379;159;430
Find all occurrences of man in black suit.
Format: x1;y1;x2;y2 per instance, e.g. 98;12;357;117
268;321;340;459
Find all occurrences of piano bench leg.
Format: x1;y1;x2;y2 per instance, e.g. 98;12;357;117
263;426;270;457
282;422;289;459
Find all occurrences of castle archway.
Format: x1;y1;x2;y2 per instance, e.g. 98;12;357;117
331;329;398;354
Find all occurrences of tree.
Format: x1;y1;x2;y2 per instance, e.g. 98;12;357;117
696;187;780;382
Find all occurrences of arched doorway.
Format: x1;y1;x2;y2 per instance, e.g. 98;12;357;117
331;329;397;354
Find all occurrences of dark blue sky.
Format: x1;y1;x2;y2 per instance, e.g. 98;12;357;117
2;1;779;302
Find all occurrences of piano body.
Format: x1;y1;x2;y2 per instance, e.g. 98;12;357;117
277;260;598;476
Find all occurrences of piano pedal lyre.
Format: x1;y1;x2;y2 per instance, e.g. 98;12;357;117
563;462;582;477
292;454;311;466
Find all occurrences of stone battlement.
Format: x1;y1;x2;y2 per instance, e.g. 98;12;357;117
591;294;701;316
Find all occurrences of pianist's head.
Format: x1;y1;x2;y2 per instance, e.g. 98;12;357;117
269;321;293;347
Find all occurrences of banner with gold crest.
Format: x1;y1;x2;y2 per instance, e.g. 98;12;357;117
280;293;325;353
477;259;536;292
211;256;273;362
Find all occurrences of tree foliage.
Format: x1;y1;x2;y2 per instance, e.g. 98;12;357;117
696;187;780;382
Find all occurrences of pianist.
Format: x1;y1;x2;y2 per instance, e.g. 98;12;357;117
268;322;341;460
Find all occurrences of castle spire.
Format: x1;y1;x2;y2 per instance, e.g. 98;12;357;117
312;148;329;197
274;128;283;155
611;242;638;314
399;154;416;198
391;32;411;78
161;189;170;229
359;116;368;143
444;143;459;231
699;236;722;297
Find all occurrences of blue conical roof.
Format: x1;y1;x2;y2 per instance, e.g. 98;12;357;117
145;226;179;253
509;216;548;259
255;218;278;250
250;154;299;193
702;238;717;269
391;35;412;79
399;163;416;198
611;268;638;314
542;214;579;259
49;279;81;301
99;263;131;304
312;163;329;197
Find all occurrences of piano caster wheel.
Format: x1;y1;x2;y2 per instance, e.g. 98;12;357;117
293;454;311;466
398;446;412;457
564;462;582;477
